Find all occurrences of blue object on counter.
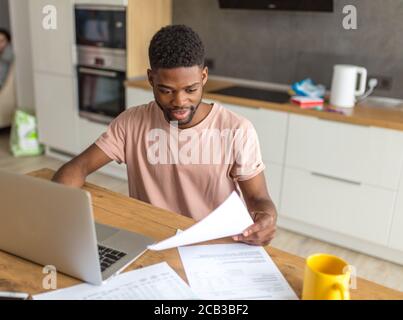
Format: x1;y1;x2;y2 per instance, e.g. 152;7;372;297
292;78;326;99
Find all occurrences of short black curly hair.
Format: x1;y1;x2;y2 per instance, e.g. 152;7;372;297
149;24;205;70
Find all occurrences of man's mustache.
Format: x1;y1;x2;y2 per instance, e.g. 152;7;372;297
170;106;194;111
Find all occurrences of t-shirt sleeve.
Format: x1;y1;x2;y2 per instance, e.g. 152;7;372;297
230;120;266;181
95;112;127;164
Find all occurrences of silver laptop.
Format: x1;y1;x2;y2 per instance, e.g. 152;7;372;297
0;170;155;285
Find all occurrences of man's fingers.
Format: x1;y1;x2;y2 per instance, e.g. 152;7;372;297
238;236;273;246
244;212;277;236
233;211;277;245
242;221;264;237
242;229;265;241
237;229;274;242
233;229;276;245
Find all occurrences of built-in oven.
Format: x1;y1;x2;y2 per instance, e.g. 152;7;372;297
77;66;126;124
74;4;127;124
75;4;126;50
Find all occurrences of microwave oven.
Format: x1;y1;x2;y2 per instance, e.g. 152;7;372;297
75;4;126;50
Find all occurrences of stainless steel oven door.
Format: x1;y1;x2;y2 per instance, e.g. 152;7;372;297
77;67;126;124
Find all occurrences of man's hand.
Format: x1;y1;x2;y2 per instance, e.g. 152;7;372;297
233;209;277;246
236;172;278;246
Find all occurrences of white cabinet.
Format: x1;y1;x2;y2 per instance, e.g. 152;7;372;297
126;87;154;108
223;103;288;165
286;114;403;190
389;172;403;251
34;73;79;154
264;162;283;209
281;113;403;258
77;118;127;179
220;102;288;209
77;118;107;151
281;167;396;245
29;0;75;76
29;0;80;154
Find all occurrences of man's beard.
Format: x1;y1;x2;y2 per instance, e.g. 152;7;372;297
155;99;202;126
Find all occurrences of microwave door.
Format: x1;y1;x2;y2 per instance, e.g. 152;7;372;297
75;7;126;49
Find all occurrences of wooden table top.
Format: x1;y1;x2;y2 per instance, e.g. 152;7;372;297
0;168;402;300
126;78;403;132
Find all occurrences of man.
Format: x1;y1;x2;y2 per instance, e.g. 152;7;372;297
0;28;13;89
53;25;277;246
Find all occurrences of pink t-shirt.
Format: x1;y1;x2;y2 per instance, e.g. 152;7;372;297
95;101;265;221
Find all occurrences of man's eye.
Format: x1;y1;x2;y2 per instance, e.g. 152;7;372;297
186;89;197;93
159;89;172;94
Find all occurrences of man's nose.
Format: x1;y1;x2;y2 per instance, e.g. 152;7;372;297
171;91;188;107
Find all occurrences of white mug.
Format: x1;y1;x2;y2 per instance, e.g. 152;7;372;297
330;65;367;108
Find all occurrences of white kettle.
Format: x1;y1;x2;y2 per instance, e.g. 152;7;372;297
330;65;367;108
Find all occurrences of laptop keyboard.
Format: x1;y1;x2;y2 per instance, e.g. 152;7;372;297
98;245;127;272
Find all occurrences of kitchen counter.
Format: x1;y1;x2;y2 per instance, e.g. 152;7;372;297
126;78;403;132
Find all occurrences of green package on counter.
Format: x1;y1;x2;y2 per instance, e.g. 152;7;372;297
10;110;44;157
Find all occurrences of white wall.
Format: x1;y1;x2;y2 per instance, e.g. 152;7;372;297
8;0;35;112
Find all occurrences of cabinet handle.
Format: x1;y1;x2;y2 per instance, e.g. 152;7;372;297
311;172;362;186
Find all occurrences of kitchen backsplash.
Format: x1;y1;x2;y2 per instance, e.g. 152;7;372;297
173;0;403;99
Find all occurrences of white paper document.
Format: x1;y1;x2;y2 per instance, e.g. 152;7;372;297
148;191;254;251
178;244;299;300
33;262;198;300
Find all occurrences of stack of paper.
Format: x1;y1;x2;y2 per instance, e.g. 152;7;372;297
33;262;197;300
178;243;298;300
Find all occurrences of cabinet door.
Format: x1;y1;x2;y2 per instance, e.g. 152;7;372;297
389;173;403;251
223;103;288;165
126;87;155;108
286;114;403;190
281;167;396;245
264;162;283;209
77;118;107;151
34;73;79;154
78;117;127;177
29;0;75;76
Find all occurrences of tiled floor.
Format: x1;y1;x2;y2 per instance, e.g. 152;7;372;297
0;128;402;292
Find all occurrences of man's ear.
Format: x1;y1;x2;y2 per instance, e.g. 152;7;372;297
202;66;208;86
147;69;154;87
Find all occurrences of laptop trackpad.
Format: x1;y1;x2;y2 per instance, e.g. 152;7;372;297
95;223;120;242
96;223;154;253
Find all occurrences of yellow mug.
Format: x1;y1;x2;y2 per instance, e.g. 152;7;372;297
302;253;351;300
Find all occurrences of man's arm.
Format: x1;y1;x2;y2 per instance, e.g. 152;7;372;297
236;172;278;246
52;144;112;188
